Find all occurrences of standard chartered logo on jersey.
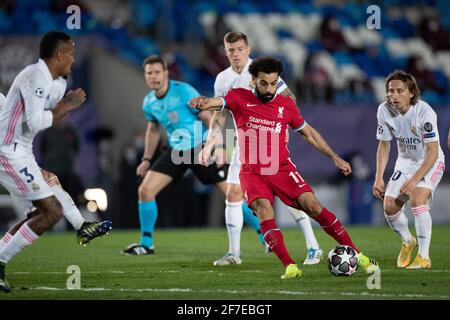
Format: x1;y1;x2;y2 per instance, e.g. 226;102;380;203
169;120;283;175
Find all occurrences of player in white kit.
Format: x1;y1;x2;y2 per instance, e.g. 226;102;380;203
373;70;445;269
0;92;111;249
200;32;322;266
0;31;108;293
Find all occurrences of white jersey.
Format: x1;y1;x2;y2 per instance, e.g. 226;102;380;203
214;58;287;97
0;92;5;108
0;59;66;153
376;99;445;173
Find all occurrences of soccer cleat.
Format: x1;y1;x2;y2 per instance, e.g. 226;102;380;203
121;244;154;255
397;237;417;268
303;248;323;265
0;279;11;293
0;263;10;293
357;252;380;273
406;254;431;269
213;253;242;266
281;263;302;279
77;220;112;245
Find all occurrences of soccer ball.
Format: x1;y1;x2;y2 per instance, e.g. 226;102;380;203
327;245;359;277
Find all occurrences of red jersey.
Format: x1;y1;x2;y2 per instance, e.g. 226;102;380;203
223;88;306;175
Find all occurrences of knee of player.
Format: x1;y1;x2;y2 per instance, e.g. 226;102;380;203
410;197;429;209
308;203;323;217
383;200;400;216
251;200;272;217
42;198;63;224
138;183;156;201
226;186;243;202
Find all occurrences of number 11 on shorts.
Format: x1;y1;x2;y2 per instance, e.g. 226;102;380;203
289;171;306;188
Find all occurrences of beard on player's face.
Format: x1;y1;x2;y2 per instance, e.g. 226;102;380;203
255;85;275;103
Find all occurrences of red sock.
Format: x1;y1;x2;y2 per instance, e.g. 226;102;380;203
314;208;360;253
260;219;295;267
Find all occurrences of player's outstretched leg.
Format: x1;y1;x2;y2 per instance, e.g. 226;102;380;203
286;206;323;264
77;220;113;246
316;208;379;273
42;170;113;246
298;193;379;273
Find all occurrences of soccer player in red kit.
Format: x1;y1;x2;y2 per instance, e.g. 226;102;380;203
190;56;379;279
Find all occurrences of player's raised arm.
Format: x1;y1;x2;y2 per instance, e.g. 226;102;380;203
52;88;86;123
298;123;352;176
189;96;224;111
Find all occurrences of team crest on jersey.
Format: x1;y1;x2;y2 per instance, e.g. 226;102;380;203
278;106;284;118
32;183;40;191
35;87;44;99
411;126;419;136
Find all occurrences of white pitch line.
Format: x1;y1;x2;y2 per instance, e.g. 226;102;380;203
10;268;450;275
10;270;265;275
25;286;450;299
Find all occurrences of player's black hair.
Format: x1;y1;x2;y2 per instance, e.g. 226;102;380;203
142;55;168;70
39;31;72;60
248;56;283;78
385;69;421;105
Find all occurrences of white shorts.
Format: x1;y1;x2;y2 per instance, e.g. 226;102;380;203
226;145;241;185
0;149;54;207
385;159;445;202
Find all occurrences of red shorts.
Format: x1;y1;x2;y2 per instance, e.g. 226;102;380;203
239;159;314;207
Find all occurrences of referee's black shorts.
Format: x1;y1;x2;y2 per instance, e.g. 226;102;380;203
150;145;228;185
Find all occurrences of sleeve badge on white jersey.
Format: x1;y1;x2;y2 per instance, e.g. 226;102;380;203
377;124;383;134
35;87;44;99
424;122;433;132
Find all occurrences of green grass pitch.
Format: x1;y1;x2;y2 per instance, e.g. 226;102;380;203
1;225;450;300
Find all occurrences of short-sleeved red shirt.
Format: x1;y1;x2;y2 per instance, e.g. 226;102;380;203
223;88;306;175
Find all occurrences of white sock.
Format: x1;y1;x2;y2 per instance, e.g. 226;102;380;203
385;207;414;244
225;200;244;257
412;205;432;260
0;232;12;252
287;206;319;249
51;185;85;230
0;223;38;264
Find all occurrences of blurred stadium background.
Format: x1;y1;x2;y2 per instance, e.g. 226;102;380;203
1;0;449;233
